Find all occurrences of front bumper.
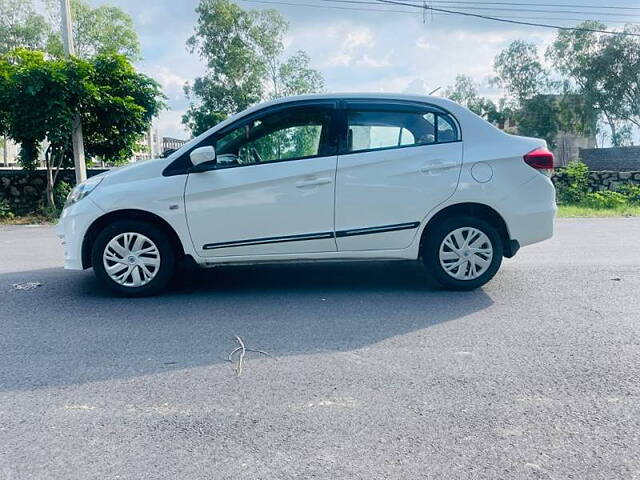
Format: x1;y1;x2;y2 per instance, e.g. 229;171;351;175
55;198;104;270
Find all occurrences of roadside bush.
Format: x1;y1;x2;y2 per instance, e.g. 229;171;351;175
0;198;15;219
617;184;640;205
582;190;628;209
557;161;589;204
54;180;72;210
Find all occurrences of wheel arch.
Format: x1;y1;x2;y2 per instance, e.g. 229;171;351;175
420;202;518;258
82;209;186;269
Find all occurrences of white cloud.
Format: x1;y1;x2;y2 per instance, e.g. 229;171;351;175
154;108;190;140
154;67;188;91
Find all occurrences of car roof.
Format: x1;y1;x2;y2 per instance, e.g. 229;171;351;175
256;92;456;109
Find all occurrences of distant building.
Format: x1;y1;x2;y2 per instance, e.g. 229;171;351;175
1;138;20;167
132;127;163;162
162;137;188;156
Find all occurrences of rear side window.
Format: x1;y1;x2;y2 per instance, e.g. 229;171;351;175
346;109;458;153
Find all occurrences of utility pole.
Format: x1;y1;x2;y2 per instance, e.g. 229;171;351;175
60;0;87;184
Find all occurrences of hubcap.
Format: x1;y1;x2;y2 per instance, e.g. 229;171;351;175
439;227;493;281
103;232;160;287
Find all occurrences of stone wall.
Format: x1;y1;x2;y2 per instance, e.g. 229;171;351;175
3;167;640;215
0;168;107;214
552;170;640;193
579;146;640;171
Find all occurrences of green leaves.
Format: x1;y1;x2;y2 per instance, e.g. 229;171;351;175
1;0;140;61
494;40;550;105
0;50;165;167
184;0;324;136
546;22;640;145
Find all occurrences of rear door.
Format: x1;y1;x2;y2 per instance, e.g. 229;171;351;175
334;101;463;251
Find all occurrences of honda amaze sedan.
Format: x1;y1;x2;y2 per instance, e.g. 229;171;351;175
56;93;556;296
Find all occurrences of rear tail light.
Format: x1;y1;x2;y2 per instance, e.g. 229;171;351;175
524;147;554;175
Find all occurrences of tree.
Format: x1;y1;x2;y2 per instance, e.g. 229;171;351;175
45;0;141;61
0;50;164;208
183;0;324;136
443;74;509;127
444;75;480;110
547;21;640;145
0;0;50;54
1;0;140;61
493;40;549;105
273;50;324;99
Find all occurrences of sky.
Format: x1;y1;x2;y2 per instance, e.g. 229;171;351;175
86;0;640;140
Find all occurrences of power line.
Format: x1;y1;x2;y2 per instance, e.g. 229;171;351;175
375;0;640;8
315;0;640;17
318;0;640;12
238;0;640;24
376;0;640;35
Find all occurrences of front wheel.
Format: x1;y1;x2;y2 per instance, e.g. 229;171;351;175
422;216;503;291
92;220;176;296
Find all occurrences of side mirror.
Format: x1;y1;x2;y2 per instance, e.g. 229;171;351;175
190;146;216;168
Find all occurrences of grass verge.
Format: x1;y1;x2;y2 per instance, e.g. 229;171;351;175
0;213;57;225
557;204;640;217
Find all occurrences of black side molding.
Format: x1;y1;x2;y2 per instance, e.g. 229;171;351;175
202;222;420;250
335;222;420;238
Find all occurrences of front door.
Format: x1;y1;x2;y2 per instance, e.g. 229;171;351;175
185;103;338;257
334;102;463;251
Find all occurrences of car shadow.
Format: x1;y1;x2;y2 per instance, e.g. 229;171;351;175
1;261;494;392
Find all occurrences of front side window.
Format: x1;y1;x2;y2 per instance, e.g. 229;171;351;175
214;106;333;167
346;108;458;153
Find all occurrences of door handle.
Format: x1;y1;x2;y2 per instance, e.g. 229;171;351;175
295;178;333;188
420;159;457;173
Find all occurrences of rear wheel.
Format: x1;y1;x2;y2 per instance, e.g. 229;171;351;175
422;216;503;290
91;220;176;296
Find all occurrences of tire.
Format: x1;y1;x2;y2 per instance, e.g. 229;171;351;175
421;215;503;291
91;220;176;297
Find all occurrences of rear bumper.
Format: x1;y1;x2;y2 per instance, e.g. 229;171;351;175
500;173;556;249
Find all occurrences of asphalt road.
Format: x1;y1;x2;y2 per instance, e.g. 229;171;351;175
1;218;639;480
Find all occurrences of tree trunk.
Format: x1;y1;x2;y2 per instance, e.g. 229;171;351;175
2;136;7;167
45;146;55;209
603;111;617;146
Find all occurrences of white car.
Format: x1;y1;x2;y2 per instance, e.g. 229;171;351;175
56;93;556;296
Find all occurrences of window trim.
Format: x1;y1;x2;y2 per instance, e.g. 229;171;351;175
163;100;338;176
337;99;462;156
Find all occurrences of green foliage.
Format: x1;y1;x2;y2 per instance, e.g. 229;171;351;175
0;50;164;207
0;0;50;54
53;180;72;210
0;49;81;162
274;50;324;99
493;40;549;105
516;95;560;149
546;21;640;144
0;50;164;166
0;197;15;219
443;75;512;127
45;0;141;60
617;184;640;205
1;0;140;61
184;0;324;136
82;54;166;163
556;161;590;204
582;190;628;209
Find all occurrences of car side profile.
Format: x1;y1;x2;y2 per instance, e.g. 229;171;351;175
56;93;556;296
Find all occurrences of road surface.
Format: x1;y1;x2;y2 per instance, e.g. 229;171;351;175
1;218;639;479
